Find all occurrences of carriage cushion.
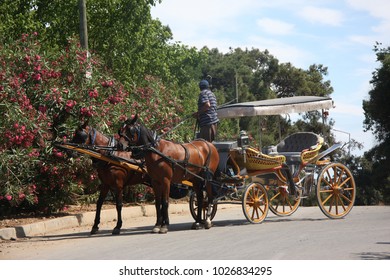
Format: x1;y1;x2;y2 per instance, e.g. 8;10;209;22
270;132;323;165
276;132;321;153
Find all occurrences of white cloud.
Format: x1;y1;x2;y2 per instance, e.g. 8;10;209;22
346;0;390;20
256;18;295;35
347;0;390;44
348;35;379;47
298;6;344;26
332;101;363;117
248;35;314;67
152;0;266;31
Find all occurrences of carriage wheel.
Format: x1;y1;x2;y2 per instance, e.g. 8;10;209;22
189;190;218;222
316;162;356;219
267;185;301;216
242;182;269;224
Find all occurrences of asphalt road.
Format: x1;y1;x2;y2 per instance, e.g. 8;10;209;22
1;205;389;260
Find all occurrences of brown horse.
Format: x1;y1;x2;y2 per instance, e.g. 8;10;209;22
119;114;220;234
70;122;149;235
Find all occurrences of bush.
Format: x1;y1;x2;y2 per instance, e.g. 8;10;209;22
0;33;183;215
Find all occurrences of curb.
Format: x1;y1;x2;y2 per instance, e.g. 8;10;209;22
0;203;189;240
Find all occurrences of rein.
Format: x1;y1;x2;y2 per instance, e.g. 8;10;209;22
61;141;118;151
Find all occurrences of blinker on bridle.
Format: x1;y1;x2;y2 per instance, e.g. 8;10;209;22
78;127;97;145
119;123;140;145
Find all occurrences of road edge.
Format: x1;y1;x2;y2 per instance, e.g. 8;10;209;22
0;203;189;240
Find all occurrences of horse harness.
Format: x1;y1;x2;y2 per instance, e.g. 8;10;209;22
148;140;214;182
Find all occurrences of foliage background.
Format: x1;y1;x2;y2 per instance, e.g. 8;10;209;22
0;0;388;216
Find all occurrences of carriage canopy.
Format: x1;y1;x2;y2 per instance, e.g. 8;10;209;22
217;96;334;119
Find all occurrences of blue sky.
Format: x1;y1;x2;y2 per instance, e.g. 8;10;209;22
151;0;390;156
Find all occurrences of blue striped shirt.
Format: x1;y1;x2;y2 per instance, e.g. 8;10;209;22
197;89;219;127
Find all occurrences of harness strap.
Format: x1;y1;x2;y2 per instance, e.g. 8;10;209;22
178;144;190;176
195;139;214;182
89;128;97;145
148;146;207;181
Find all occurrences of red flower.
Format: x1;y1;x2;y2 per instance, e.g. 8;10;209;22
33;73;41;81
65;100;76;112
88;88;98;99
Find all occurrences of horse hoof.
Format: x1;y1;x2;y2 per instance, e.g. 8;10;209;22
159;226;168;234
112;228;121;235
191;222;202;230
205;219;212;229
152;226;161;234
90;227;99;235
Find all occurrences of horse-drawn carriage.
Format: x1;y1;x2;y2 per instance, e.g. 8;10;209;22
57;96;356;234
188;95;355;224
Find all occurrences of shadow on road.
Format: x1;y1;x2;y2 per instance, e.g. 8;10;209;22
17;214;332;244
358;252;390;260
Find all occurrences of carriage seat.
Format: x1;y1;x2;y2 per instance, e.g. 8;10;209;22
264;132;323;165
230;147;286;171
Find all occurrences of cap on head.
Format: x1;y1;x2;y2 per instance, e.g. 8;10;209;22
199;79;209;90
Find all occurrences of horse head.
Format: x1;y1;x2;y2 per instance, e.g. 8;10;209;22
118;114;141;149
118;114;159;151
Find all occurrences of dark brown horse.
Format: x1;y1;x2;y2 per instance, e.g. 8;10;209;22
119;114;220;234
70;122;149;235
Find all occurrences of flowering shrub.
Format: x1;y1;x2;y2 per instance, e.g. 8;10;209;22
0;33;183;215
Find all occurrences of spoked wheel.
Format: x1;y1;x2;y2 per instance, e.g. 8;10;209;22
316;162;356;219
242;182;269;224
267;185;301;216
189;190;218;222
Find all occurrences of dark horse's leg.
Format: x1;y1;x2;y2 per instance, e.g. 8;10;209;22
151;182;170;234
204;181;214;229
192;181;204;230
152;185;163;233
91;185;109;235
112;186;123;235
159;198;169;234
192;180;213;230
153;199;167;233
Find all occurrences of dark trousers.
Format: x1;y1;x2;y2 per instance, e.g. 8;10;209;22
199;123;217;142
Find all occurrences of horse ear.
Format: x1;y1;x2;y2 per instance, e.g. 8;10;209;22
81;119;89;129
132;114;138;124
125;114;138;125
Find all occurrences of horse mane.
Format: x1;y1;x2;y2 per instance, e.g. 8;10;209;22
139;124;160;146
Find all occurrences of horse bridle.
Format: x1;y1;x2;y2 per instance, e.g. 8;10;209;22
119;123;140;146
73;126;97;145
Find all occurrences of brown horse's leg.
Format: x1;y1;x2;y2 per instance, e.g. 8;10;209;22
112;185;123;235
91;185;109;235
